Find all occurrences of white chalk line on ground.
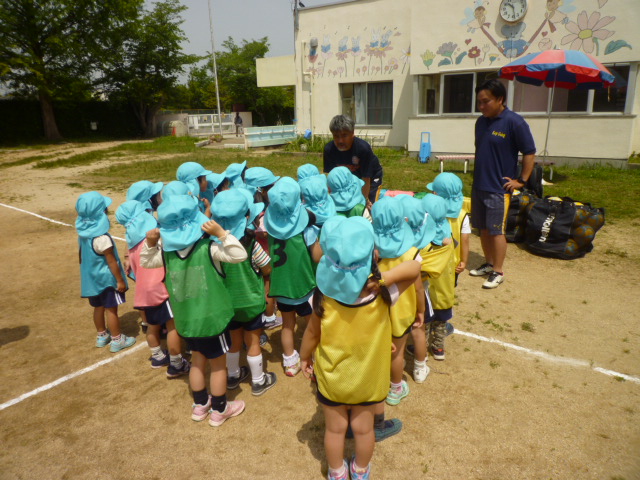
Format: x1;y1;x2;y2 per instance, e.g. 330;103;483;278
455;330;640;384
0;342;147;411
1;203;638;412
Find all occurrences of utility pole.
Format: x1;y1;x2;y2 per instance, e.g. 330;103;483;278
208;0;224;136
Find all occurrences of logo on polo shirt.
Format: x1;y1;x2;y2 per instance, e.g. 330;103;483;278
492;131;506;139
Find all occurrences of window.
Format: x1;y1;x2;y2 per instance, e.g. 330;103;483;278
418;71;505;114
593;65;629;113
340;81;393;125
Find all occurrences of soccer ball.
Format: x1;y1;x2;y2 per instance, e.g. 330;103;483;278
564;238;579;256
586;211;605;230
571;224;595;247
572;207;589;228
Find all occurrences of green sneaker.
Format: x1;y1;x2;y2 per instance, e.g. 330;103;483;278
385;380;409;406
109;334;136;353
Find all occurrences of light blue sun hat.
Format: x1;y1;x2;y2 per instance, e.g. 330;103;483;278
316;216;374;305
157;195;210;252
300;174;336;226
210;189;250;241
75;191;112;239
236;188;265;228
427;173;464;219
327;166;366;212
396;194;435;249
297;163;320;182
126;180;164;211
422;194;452;246
224;161;248;188
264;177;309;240
177;161;212;198
115;200;159;249
201;172;226;204
245;167;280;190
162;181;195;202
371;196;416;259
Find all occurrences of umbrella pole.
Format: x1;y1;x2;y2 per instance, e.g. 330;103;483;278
540;70;558;184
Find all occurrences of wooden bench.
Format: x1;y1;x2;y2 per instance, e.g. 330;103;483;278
434;154;555;180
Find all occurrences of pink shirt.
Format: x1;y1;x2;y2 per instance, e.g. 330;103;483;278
129;240;169;308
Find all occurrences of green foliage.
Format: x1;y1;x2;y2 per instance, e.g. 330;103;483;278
99;0;199;137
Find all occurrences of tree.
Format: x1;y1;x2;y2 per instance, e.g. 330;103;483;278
181;37;295;125
98;0;199;137
0;0;142;140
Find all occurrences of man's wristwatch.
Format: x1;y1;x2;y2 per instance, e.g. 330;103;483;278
517;176;527;185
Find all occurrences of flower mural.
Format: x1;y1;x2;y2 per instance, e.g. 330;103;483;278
400;46;410;73
321;35;332;76
336;36;350;76
436;42;457;66
421;49;435;69
365;28;394;73
561;10;614;55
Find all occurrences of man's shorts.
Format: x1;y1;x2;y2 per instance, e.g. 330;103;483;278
471;189;511;235
227;312;265;332
137;300;173;326
88;287;125;308
184;330;231;360
277;300;313;317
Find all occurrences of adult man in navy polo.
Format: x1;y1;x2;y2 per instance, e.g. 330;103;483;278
470;79;536;289
323;115;384;205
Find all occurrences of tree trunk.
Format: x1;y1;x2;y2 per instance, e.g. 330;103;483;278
39;91;63;141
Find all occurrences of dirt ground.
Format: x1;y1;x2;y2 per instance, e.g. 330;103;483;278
1;142;639;480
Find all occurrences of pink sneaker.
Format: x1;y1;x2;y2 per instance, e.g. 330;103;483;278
208;400;245;427
191;396;212;422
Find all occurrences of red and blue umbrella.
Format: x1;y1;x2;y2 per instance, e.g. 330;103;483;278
499;49;615;90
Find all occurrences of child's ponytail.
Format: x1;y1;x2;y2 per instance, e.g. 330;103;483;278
371;258;392;306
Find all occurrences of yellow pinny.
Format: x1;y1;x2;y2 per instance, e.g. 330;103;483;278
315;295;391;405
378;247;419;337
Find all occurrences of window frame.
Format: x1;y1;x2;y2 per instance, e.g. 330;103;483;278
340;80;393;127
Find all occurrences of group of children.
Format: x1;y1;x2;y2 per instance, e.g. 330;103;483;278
75;159;469;480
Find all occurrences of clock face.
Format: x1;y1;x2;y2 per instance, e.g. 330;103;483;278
500;0;528;23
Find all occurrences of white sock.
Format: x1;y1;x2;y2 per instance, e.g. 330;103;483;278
328;463;347;478
263;313;276;323
150;345;164;360
170;354;183;368
226;351;240;378
391;381;402;392
282;350;300;367
414;359;426;369
247;354;265;384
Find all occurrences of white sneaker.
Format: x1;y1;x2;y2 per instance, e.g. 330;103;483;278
482;272;504;289
470;263;493;276
413;361;430;384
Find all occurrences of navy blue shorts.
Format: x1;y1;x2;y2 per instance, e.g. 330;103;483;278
277;300;312;317
392;323;413;339
227;312;265;332
184;331;231;360
471;189;510;235
137;300;173;326
88;288;125;308
430;308;453;323
317;389;380;407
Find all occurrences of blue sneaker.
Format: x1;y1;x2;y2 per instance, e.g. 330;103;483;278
150;350;169;368
349;457;371;480
167;357;190;378
385;380;409;406
109;334;136;353
96;332;111;348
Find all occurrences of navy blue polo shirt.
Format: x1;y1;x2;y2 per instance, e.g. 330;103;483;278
323;137;384;180
473;107;536;193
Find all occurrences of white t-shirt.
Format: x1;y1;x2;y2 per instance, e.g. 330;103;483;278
92;235;114;254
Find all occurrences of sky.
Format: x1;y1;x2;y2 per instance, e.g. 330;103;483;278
176;0;335;61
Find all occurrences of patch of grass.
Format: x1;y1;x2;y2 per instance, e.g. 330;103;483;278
622;349;630;354
0;154;58;169
489;360;500;369
521;322;535;333
604;248;629;258
552;382;562;389
463;347;470;352
597;433;610;439
623;406;634;414
622;337;629;343
66;182;84;188
614;376;626;382
484;319;504;333
422;464;429;474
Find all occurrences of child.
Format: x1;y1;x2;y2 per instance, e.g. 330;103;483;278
327;166;371;220
300;216;421;480
141;194;247;426
75;191;136;352
126;180;164;212
371;197;425;404
396;194;437;383
224;160;247;188
200;171;227;206
427;173;470;286
297;163;320;182
422;194;455;361
243;166;281;330
210;189;278;396
264;177;322;376
176;161;213;214
115;200;189;377
299;174;337;227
